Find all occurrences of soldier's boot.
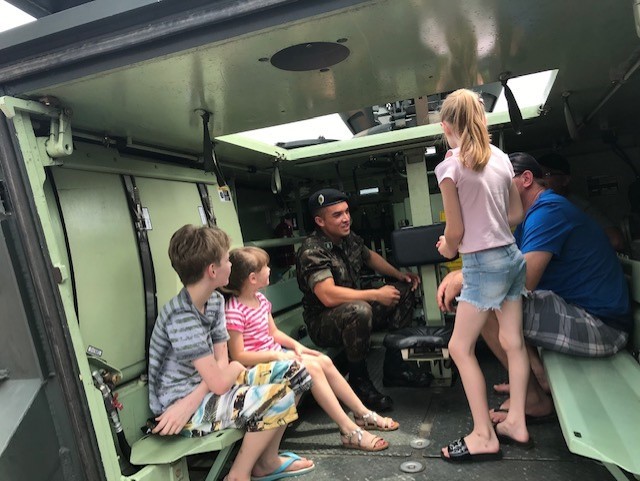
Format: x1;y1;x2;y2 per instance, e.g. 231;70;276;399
382;348;433;388
348;360;393;412
350;376;394;413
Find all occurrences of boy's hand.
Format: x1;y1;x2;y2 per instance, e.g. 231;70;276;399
153;395;199;435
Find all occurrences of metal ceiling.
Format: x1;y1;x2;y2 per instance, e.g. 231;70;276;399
1;0;639;181
5;0;87;18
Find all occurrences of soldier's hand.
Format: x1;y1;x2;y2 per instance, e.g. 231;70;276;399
376;285;401;306
399;271;421;291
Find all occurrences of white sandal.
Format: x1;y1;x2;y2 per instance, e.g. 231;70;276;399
340;428;388;452
354;411;399;431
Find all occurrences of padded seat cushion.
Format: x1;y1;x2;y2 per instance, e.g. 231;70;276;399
383;326;453;349
391;224;449;267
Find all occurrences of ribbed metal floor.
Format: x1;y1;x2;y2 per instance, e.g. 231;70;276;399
276;345;615;481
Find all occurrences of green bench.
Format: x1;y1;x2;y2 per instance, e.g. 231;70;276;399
542;257;640;480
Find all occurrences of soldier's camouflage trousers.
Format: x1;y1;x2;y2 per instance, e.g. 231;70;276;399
304;282;415;362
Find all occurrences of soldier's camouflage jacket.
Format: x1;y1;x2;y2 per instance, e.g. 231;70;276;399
296;229;370;321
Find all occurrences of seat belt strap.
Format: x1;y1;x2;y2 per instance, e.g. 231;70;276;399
121;175;157;360
196;182;217;227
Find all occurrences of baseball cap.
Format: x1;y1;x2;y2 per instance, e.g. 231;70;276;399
509;152;544;179
308;188;348;215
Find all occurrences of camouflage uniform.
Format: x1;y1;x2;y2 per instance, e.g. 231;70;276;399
296;229;415;362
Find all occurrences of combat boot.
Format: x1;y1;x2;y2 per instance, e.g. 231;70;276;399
382;348;433;387
349;376;393;412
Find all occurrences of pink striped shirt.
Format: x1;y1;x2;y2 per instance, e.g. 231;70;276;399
225;292;283;353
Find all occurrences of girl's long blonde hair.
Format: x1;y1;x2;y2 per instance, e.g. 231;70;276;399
222;246;270;297
440;89;491;171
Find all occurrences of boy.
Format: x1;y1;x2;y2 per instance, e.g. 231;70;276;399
147;224;314;481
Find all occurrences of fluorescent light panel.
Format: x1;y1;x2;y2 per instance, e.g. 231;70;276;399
359;187;380;195
237;113;353;146
493;70;557;112
0;0;35;33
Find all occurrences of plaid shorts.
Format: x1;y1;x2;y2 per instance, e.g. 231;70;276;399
523;290;628;357
182;360;312;436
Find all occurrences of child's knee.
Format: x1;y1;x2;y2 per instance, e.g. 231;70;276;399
303;358;321;376
318;354;333;370
447;338;473;360
498;332;525;353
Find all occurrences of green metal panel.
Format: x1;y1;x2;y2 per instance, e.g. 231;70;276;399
8;110;123;480
114;380;153;446
135;177;204;309
620;257;640;353
263;277;303;314
52;167;146;380
543;350;640;475
405;150;441;325
130;429;243;465
122;459;189;481
20;0;631;158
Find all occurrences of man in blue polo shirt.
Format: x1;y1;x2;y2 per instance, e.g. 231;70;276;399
436;152;630;423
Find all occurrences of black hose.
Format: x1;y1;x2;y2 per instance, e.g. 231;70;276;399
117;431;138;476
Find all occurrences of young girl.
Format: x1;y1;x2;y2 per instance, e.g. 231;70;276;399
224;246;399;452
435;89;530;462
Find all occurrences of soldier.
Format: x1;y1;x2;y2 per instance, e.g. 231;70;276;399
296;188;431;412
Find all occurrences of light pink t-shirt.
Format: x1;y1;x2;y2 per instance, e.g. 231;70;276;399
434;144;515;254
225;292;283;353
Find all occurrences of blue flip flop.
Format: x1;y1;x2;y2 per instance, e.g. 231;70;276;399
250;452;315;481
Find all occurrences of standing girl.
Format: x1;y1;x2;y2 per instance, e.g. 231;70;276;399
435;89;530;462
224;246;399;452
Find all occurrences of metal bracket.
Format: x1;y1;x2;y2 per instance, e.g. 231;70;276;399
0;96;73;160
45;110;74;158
87;355;123;386
0;96;61;119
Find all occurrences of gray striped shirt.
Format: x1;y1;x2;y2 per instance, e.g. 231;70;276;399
148;288;230;415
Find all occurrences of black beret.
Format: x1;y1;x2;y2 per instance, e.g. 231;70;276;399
308;188;348;214
509;152;544;179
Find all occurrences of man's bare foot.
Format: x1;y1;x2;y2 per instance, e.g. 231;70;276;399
495;421;530;445
489;395;555;424
493;378;550;396
493;382;510;395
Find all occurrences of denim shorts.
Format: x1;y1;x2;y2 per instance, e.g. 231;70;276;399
458;243;526;311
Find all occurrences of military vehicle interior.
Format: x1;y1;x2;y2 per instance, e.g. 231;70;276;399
1;1;639;480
